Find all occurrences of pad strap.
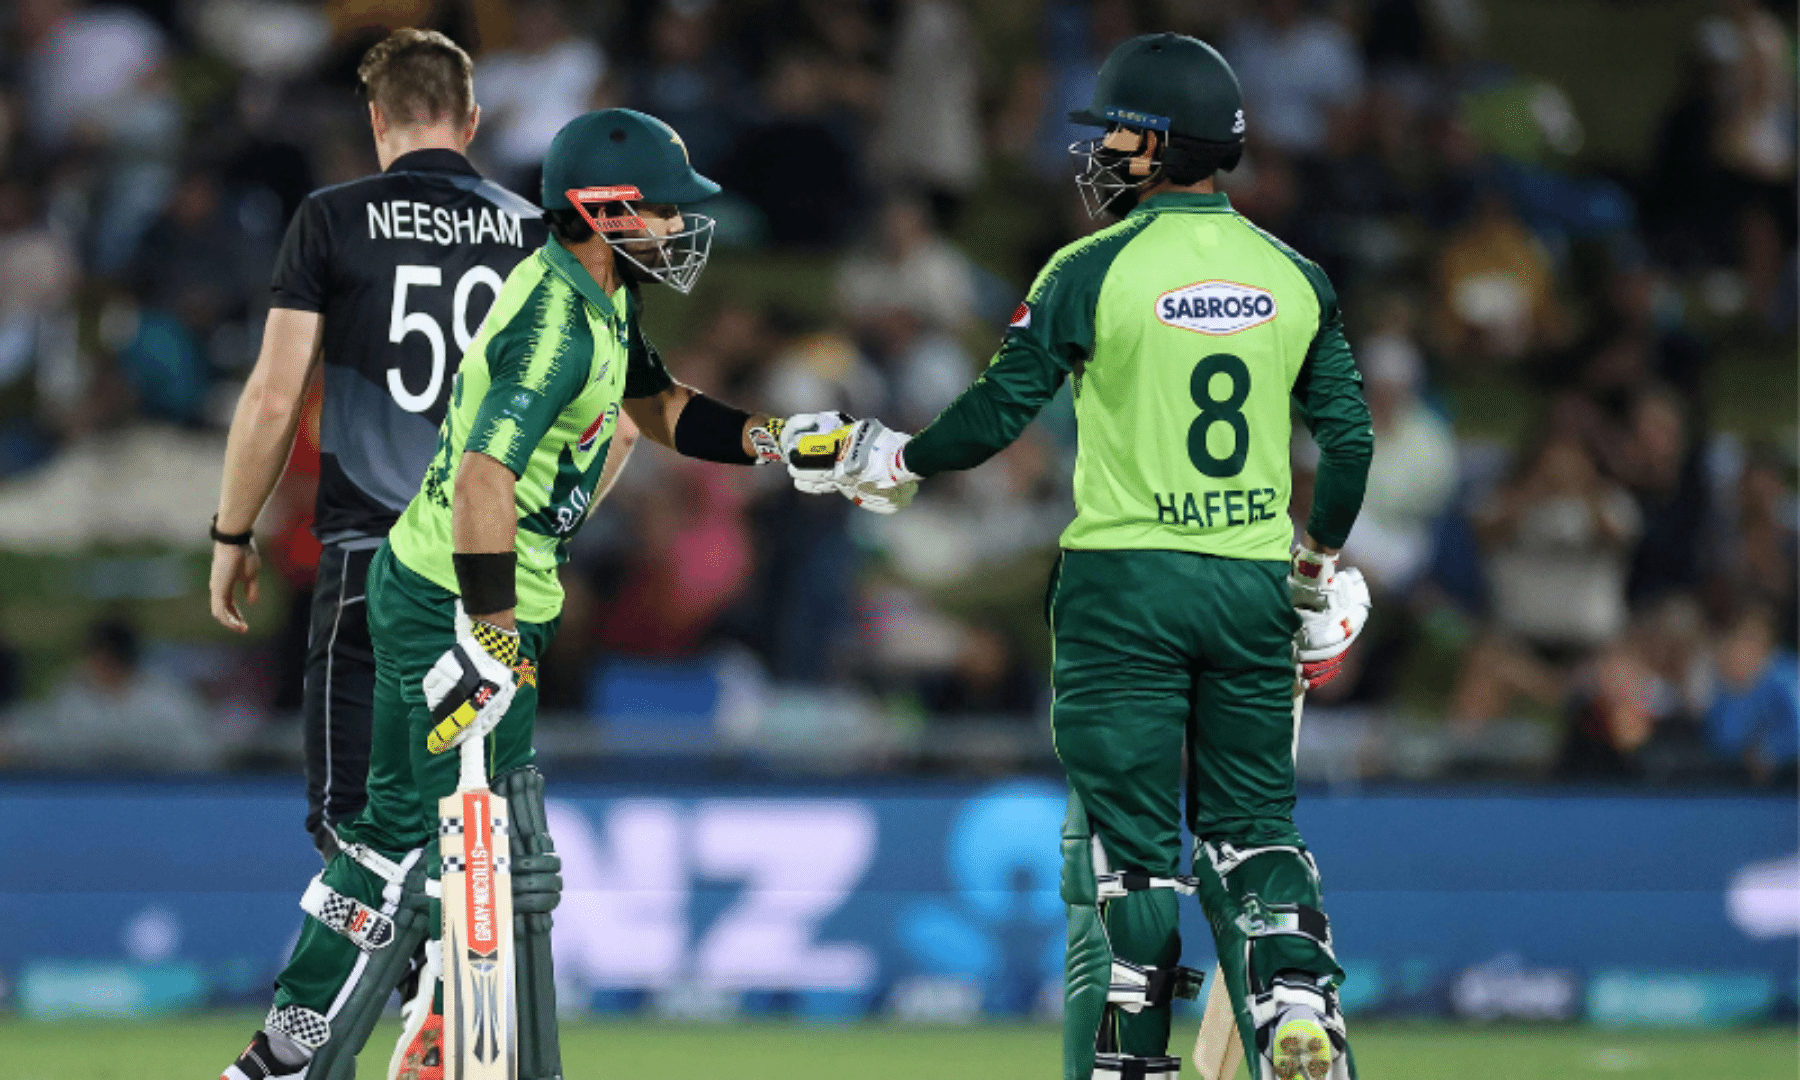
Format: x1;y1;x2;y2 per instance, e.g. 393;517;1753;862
1097;870;1199;899
265;1004;330;1054
1109;958;1205;1012
299;875;396;952
1094;1053;1183;1080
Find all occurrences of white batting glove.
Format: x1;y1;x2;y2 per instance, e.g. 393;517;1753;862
423;602;519;754
831;418;920;514
1294;567;1371;690
1288;545;1341;611
775;410;855;494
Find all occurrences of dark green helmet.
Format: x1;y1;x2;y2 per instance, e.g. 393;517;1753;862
1068;33;1245;217
541;108;720;293
542;108;720;209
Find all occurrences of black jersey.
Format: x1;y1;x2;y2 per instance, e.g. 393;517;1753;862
270;149;548;542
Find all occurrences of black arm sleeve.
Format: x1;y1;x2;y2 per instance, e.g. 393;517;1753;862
672;393;756;464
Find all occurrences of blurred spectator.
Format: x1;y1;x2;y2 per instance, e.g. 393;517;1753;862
918;623;1043;721
18;0;169;153
860;309;976;432
868;0;982;223
1477;432;1640;649
1698;0;1796;314
1453;432;1640;726
719;50;865;248
1557;641;1664;780
596;465;754;658
1618;389;1708;604
2;617;217;771
1012;0;1139;180
1340;319;1456;595
0;177;79;473
1224;0;1364;159
837;193;978;335
476;0;608;193
760;316;885;420
1431;190;1563;365
1706;605;1799;784
1707;443;1799;645
127;164;275;336
18;0;180;270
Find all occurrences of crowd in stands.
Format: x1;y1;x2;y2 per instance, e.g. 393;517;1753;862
0;0;1792;785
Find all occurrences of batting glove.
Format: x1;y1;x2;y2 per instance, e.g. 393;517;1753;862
1294;567;1371;690
423;602;519;754
1288;545;1341;612
831;418;920;514
775;410;855;494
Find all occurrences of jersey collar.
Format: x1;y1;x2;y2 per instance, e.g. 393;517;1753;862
383;148;481;177
543;236;619;319
1130;191;1233;215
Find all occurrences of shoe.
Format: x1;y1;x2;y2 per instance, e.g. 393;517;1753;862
389;1007;442;1080
222;1031;304;1080
1270;1008;1333;1080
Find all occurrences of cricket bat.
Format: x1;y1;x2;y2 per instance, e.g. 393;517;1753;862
1193;965;1245;1080
440;735;515;1080
1194;682;1304;1079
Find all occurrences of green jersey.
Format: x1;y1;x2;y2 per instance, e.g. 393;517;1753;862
388;237;673;622
905;191;1372;557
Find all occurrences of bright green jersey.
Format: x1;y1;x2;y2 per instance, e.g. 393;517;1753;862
906;191;1372;558
387;237;673;622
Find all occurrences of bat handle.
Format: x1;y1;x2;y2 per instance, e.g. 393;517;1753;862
457;734;486;791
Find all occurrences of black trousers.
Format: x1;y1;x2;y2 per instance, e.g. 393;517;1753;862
302;541;380;857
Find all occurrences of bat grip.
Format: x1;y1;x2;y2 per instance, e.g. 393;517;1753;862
457;734;487;791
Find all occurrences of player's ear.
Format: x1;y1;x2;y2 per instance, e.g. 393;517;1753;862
369;101;386;139
465;103;481;146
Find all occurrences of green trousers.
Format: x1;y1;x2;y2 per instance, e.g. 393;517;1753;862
1050;549;1342;1077
273;542;557;1018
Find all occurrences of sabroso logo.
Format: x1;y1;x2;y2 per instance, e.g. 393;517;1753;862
1155;280;1277;336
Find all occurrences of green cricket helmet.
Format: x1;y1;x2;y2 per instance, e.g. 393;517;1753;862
541;108;721;293
1068;33;1246;217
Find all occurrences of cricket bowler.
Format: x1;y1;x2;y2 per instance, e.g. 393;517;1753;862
828;34;1375;1080
220;107;850;1080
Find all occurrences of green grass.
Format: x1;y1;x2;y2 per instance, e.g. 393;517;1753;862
1;1015;1794;1080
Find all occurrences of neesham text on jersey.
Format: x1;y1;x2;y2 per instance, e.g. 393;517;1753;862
366;199;527;247
1152;486;1281;528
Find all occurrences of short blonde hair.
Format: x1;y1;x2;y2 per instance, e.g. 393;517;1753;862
357;28;474;127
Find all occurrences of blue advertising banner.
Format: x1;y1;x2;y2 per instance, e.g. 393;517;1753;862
1;779;1793;1022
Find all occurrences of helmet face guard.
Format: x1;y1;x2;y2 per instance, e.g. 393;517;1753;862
566;185;715;294
1069;124;1164;219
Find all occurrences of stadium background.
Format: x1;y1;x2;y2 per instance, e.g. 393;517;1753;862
0;0;1794;1076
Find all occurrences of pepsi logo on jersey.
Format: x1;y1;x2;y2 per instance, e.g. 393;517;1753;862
1155;280;1277;336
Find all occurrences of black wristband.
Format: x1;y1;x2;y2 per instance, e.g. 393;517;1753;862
453;552;517;616
210;515;254;546
672;393;756;465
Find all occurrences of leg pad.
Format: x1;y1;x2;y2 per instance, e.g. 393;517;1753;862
494;765;563;1080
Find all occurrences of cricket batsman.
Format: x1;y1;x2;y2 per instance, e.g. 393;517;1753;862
826;34;1374;1080
220;107;850;1080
